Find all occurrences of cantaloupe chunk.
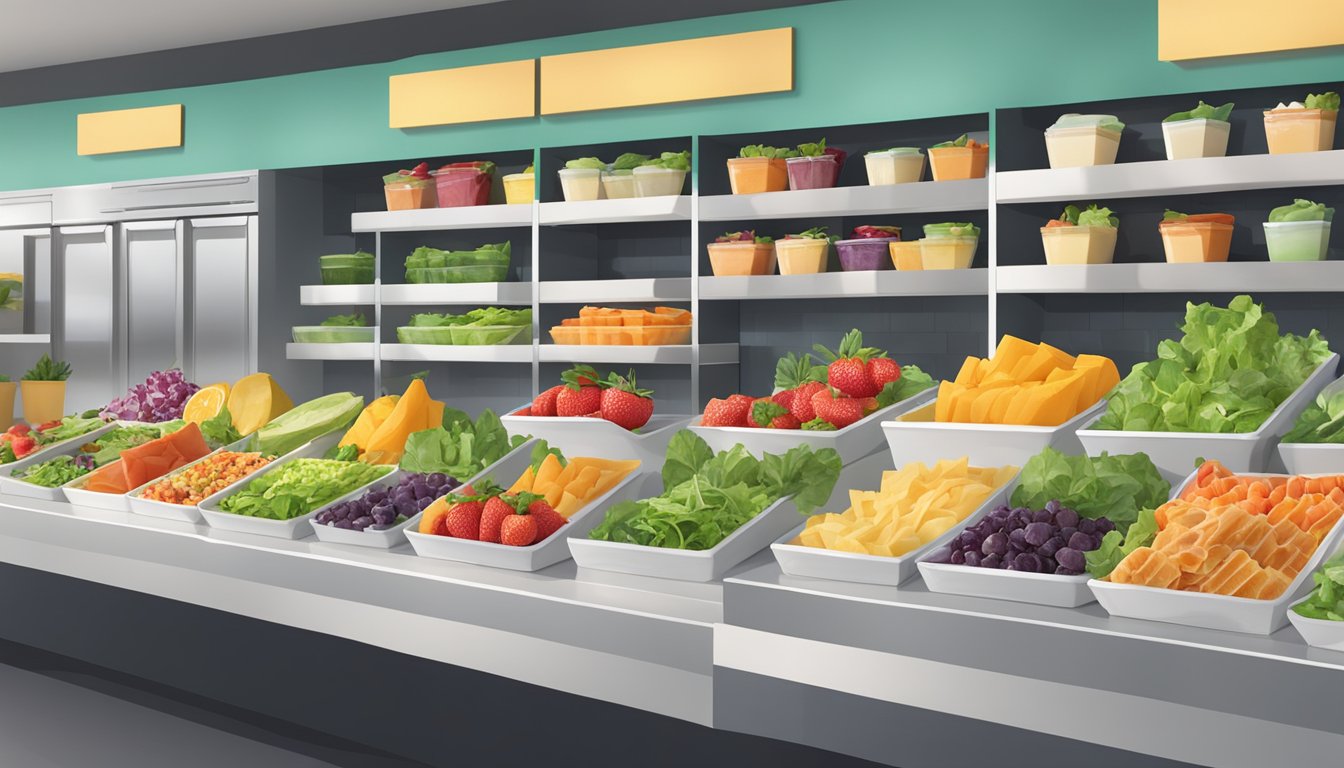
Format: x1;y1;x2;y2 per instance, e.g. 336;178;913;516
954;356;981;386
419;497;450;533
968;387;1010;423
551;462;579;492
1073;354;1121;402
949;388;979;422
934;381;962;422
533;454;563;491
1010;346;1070;383
983;336;1037;378
564;465;602;502
556;492;583;519
507;467;535;494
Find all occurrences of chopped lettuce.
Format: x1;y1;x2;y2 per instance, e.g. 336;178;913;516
932;134;970;149
408;308;530;328
565;157;607;170
739;144;798;159
1163;101;1234;123
1269;198;1334;223
786;226;833;241
610;153;650;171
1077;205;1119;228
640;151;691;171
399;408;526;478
1086;508;1159;579
796;139;828;157
1304;92;1341;112
1294;557;1344;621
1010;448;1170;533
1283;378;1344;443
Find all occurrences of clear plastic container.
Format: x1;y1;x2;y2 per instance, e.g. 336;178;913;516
774;238;830;275
1039;226;1118;265
864;149;925;185
920;236;977;270
384;179;436;211
727;157;789;194
706;242;776;276
1264;108;1338;154
835;238;897;272
632;166;688;197
502;172;535;205
558;168;602;202
1159;217;1234;263
431;166;492;207
889;241;923;271
405;264;509;284
1161;118;1231;160
396;326;456;345
785;155;840;191
548;325;692;346
927;145;988;180
319;253;374;285
450;325;531;345
291;326;375;344
1044;125;1121;168
1263;220;1331;262
600;172;638;200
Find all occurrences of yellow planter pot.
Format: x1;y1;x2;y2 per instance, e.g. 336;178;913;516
1040;226;1118;265
20;380;66;426
775;239;830;275
726;157;789;194
0;381;15;431
928;145;988;181
502;172;535;204
888;241;923;271
1264;109;1337;154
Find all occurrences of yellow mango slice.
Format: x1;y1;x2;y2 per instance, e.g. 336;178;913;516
507;467;535;495
228;373;294;435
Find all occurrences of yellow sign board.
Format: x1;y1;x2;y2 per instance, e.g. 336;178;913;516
76;104;183;156
540;28;793;115
389;59;536;129
1159;0;1344;60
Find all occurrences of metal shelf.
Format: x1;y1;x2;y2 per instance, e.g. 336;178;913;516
380;344;533;363
539;195;691;225
0;334;51;344
380;282;532;306
299;284;375;306
539;277;692;304
351;205;533;232
699;269;987;300
996;261;1344;294
699;179;988;222
538;343;738;365
285;342;374;361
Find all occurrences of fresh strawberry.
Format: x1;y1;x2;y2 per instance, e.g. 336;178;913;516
514;407;533;416
557;366;602;416
408;162;430;179
500;512;538;547
7;424;31;435
814;329;881;398
771;389;797;410
531;385;563;417
701;395;753;427
771;413;802;430
10;435;36;457
529;500;567;541
811;388;866;429
788;381;827;423
599;369;654;430
443;500;484;539
866;357;902;392
478;496;513;543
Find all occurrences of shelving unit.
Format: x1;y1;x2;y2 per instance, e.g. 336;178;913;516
539;195;691;225
997;261;1344;294
538;343;737;365
350;205;533;233
699;178;987;221
380;282;532;306
699;269;987;300
285;342;375;361
380;344;533;363
299;285;376;306
539;277;692;304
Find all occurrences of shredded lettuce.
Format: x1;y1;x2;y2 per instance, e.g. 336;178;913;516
739;144;797;159
564;157;606;170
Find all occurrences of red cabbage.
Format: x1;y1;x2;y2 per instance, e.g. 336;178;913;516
101;369;200;423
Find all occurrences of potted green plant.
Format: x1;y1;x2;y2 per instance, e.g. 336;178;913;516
20;354;71;425
0;374;14;431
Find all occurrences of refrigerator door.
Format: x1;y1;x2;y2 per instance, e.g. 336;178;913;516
187;216;256;385
54;224;120;412
0;227;51;338
120;220;183;386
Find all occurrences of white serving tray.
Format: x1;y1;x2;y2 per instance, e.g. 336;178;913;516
125;435;257;523
1088;468;1344;635
1286;541;1344;651
62;458;134;512
0;422;118;500
770;459;1017;588
501;408;693;466
1278;442;1344;476
1076;354;1339;478
403;441;646;570
917;562;1095;608
691;387;934;466
882;398;1104;469
569;450;885;583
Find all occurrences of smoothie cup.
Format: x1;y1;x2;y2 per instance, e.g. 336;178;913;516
384;179;436;210
1264;221;1331;261
864;148;924;185
1044;115;1124;168
727;157;789;194
889;241;923;271
431;165;493;207
1161;118;1231;160
707;242;776;276
632;166;688;197
558;168;603;202
1040;225;1118;265
920;223;979;270
835;238;897;271
502;172;535;204
928;143;988;180
601;171;638;199
775;238;830;275
786;155;841;191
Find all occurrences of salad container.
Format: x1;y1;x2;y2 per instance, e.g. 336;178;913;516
727;157;788;194
1264;221;1331;262
558;168;602;202
1077;353;1339;479
1162;118;1230;161
319;253;374;286
1040;226;1118;266
501;412;694;466
864;148;924;185
1044;115;1123;168
1286;537;1344;650
919;559;1095;608
835;237;898;272
62;463;135;512
928;144;988;181
600;172;638;200
502;172;535;205
707;241;776;277
405;264;509;284
1278;375;1344;474
449;325;530;345
889;241;923;271
771;456;1016;588
396;326;454;345
291;326;374;344
0;421;118;501
1264;108;1337;154
883;399;1105;470
785;155;841;191
775;238;830;275
547;325;691;346
431;165;493;207
919;224;980;270
1160;215;1234;263
632;166;687;197
384;178;436;211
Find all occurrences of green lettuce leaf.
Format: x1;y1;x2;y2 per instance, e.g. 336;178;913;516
1085;508;1159;579
1268;198;1334;223
1010;448;1169;532
398;408;525;479
1304;92;1341;112
1163;100;1234;123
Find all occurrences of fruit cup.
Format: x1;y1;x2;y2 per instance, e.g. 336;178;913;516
384;178;436;211
502;172;535;205
558;168;603;202
835;237;897;272
889;241;923;271
632;166;688;197
864;148;925;185
920;223;980;270
928;143;988;181
1161;118;1231;160
775;238;830;275
431;166;493;207
1264;108;1338;154
601;171;638;200
786;155;841;191
1159;214;1235;263
0;380;14;431
1044;115;1123;168
707;242;776;276
727;157;789;194
20;380;65;426
1264;220;1332;262
1040;225;1118;266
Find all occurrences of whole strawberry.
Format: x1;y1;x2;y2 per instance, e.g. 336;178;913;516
556;365;602;417
531;385;563;417
500;512;538;547
529;500;567;541
772;389;797;411
789;381;827;423
811;387;865;429
701;394;754;427
478;495;514;543
599;369;654;430
443;500;484;539
815;329;882;398
751;399;800;430
866;357;902;392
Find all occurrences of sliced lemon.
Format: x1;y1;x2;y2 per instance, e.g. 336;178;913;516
183;382;230;424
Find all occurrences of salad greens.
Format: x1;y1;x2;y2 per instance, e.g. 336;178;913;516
1294;557;1344;621
1268;199;1334;223
1163;101;1234;123
796;139;828;157
932;134;970;149
1086;508;1159;579
610;153;650;171
739;144;797;159
219;458;391;520
199;405;244;448
787;226;834;241
399;408;527;479
405;242;510;270
35;414;106;445
1304;92;1341;112
407;308;531;328
17;455;90;488
923;222;981;238
1094;295;1332;433
88;424;165;465
565;157;607;171
1010;448;1169;533
588;431;842;550
641;151;692;171
320;312;368;327
1283;378;1344;443
1056;204;1118;228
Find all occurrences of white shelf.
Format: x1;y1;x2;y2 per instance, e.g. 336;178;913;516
380;344;533;363
997;150;1344;204
539;277;692;304
699;179;988;222
351;205;533;232
699;269;987;300
996;261;1344;294
380;282;532;306
538;343;738;365
539;195;692;225
299;284;375;305
0;333;50;344
286;342;374;361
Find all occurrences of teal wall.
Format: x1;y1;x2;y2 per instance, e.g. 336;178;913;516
3;0;1344;191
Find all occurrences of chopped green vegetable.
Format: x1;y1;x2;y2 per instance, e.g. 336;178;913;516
1163;101;1234;123
876;365;935;407
199;405;244;448
1294;557;1344;621
17;455;91;487
931;134;970;149
399;408;526;479
87;425;164;465
1268;198;1334;223
1010;448;1170;533
1076;205;1119;228
34;415;106;446
1304;92;1341;112
739;144;797;159
219;458;391;520
640;151;692;171
320;312;368;327
795;139;828;157
407;307;531;328
610;153;650;170
788;226;833;241
923;222;981;238
1283;377;1344;443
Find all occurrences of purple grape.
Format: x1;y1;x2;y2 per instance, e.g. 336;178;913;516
982;532;1008;556
949;549;966;565
1008;528;1027;549
352;515;374;530
1032;508;1054;524
371;508;395;526
1056;547;1085;572
1078;518;1097;535
411;480;431;499
1037;538;1061;559
334;519;353;529
1014;552;1042;573
1013;507;1032;525
958;530;980;548
1023;522;1052;547
1068;531;1094;551
1055;507;1079;529
1056;567;1083;576
963;551;983;567
416;496;434;511
316;510;332;524
1045;499;1061;514
1096;517;1116;534
981;553;1002;569
1060;526;1077;541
